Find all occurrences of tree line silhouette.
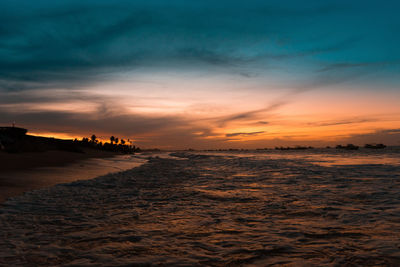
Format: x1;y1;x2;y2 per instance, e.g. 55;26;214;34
74;134;140;153
0;126;140;154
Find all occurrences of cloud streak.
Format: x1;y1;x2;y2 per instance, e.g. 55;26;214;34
307;118;376;127
226;131;265;137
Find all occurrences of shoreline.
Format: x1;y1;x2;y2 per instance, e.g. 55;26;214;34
0;149;144;204
0;148;123;172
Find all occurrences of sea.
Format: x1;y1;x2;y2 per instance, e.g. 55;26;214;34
1;148;400;266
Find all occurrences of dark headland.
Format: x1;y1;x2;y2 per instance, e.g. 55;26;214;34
0;126;140;172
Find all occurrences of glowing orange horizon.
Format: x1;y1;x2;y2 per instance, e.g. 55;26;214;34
6;79;400;149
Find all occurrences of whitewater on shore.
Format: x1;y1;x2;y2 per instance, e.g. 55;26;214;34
1;149;400;266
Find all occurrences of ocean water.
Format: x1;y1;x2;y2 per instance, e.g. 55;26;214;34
1;149;400;266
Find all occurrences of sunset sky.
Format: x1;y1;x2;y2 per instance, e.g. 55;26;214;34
0;0;399;149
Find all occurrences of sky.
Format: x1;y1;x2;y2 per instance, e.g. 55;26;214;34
0;0;399;149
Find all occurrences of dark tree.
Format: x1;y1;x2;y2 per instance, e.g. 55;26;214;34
90;134;97;143
110;136;115;144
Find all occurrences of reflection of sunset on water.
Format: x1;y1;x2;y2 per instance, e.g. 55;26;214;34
2;150;400;265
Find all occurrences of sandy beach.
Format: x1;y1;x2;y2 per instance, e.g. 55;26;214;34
1;150;400;265
0;149;120;172
0;150;145;204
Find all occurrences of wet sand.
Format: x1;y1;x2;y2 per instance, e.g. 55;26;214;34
0;150;146;203
0;149;119;172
